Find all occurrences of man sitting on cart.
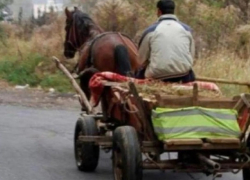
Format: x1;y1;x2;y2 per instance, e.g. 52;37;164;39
135;0;196;83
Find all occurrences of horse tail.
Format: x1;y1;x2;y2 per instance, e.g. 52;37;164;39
114;44;132;76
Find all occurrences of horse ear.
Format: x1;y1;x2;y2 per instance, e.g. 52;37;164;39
65;7;71;18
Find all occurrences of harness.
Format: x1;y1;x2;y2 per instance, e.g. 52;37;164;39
84;32;137;69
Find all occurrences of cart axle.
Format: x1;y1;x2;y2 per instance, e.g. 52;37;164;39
143;161;250;172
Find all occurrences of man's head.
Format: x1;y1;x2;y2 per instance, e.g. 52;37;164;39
157;0;175;17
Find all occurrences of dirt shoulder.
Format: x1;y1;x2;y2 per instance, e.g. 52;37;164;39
0;80;81;111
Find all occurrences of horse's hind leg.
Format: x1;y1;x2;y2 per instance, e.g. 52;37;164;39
114;44;133;76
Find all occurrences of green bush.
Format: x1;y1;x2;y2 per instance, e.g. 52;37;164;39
0;53;73;92
0;53;42;86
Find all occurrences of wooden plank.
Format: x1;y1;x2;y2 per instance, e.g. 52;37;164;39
128;82;156;141
157;95;237;108
193;83;198;106
78;136;112;142
142;98;157;104
236;94;250;140
141;141;162;153
142;141;161;147
98;142;112;147
156;95;194;107
143;161;250;171
197;99;237;108
233;98;245;111
164;142;240;151
165;139;203;146
205;138;240;144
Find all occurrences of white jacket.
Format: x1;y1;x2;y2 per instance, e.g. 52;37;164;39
138;14;195;79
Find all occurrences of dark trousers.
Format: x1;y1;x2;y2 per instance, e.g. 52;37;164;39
135;67;195;83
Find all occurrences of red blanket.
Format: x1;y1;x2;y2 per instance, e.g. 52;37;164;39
88;72;221;106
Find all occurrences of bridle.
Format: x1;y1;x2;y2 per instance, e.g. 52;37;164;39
65;12;104;55
66;18;82;52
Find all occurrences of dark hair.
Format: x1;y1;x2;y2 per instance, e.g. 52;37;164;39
157;0;175;14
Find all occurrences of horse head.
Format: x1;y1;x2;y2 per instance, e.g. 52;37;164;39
64;7;103;59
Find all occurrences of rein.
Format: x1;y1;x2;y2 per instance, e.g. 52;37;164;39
67;19;82;52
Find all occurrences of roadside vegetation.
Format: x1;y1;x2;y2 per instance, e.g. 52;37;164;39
0;0;250;95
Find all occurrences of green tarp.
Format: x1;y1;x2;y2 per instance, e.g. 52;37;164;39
152;107;241;141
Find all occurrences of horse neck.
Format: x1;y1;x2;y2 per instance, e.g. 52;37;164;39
78;26;103;50
89;25;104;39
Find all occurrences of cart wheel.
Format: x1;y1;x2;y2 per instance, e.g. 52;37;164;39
243;134;250;179
243;168;250;180
113;126;142;180
74;116;99;172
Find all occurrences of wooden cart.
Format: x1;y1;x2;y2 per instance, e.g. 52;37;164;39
52;57;250;180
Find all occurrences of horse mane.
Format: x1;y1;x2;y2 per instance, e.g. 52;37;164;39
73;10;102;37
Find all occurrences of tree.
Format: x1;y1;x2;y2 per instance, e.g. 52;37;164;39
0;0;13;21
225;0;250;23
71;0;99;13
18;7;23;25
0;0;13;46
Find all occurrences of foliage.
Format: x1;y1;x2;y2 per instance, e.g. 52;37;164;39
0;53;73;92
225;0;250;23
0;0;248;95
201;0;225;8
0;15;75;92
0;53;44;86
0;0;13;20
71;0;99;13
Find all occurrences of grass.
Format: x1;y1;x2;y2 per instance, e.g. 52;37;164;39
0;3;249;96
0;19;76;93
40;72;73;93
0;53;73;93
194;51;250;97
0;41;249;96
0;54;42;86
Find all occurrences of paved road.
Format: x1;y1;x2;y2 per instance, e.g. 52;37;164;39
0;104;243;180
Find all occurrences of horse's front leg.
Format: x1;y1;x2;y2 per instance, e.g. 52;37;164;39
79;78;91;112
78;67;99;111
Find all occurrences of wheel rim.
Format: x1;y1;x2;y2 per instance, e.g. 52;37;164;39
114;147;123;180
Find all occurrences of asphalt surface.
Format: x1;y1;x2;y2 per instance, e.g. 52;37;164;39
0;104;243;180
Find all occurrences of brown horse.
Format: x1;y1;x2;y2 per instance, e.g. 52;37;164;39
64;7;140;100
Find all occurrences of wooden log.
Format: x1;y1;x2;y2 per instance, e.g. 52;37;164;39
51;56;93;114
196;76;250;86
